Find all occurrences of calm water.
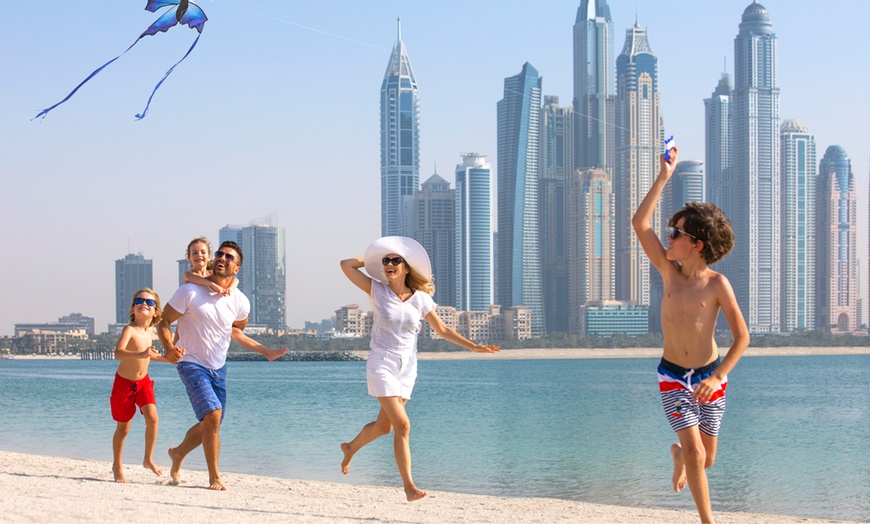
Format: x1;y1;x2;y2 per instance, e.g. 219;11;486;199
0;354;867;521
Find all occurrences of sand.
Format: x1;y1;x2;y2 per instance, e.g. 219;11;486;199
0;450;859;524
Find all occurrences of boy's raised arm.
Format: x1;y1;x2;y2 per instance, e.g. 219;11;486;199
632;148;678;271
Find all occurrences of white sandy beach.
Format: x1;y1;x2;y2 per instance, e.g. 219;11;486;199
0;450;859;524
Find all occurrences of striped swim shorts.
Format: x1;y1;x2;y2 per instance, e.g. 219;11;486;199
177;361;227;423
658;357;727;436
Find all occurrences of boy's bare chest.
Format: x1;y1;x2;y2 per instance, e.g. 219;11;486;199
662;280;717;318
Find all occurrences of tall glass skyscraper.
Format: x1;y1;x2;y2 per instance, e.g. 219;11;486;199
414;172;455;307
704;73;733;218
614;23;661;307
573;0;615;173
455;154;493;312
568;168;614;335
497;63;544;336
539;96;573;334
380;20;420;237
115;253;153;324
816;146;858;333
780;119;816;332
704;72;733;280
666;161;706;219
732;2;781;333
220;216;286;331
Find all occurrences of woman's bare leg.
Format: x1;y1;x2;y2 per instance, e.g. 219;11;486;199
378;397;426;501
341;405;393;474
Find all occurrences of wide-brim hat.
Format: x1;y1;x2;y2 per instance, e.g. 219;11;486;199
364;236;432;283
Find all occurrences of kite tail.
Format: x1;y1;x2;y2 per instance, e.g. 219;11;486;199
135;32;201;120
33;40;142;121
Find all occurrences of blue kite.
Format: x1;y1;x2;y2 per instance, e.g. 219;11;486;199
34;0;207;121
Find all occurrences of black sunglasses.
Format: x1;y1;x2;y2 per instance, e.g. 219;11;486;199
382;256;405;266
669;226;697;241
215;250;236;262
133;297;157;307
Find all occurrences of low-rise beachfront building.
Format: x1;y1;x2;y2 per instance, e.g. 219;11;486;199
335;304;369;337
16;329;89;354
579;301;650;336
335;302;530;343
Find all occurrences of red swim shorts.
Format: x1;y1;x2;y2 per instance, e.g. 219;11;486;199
110;373;156;422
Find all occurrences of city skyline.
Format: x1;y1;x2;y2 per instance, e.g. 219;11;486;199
2;1;868;335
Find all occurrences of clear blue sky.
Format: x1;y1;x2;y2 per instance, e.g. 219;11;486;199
2;0;867;335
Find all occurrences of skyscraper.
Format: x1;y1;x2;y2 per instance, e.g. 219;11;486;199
665;161;705;219
455;154;493;312
780;119;816;332
380;19;420;237
573;0;615;173
614;22;662;306
568;168;614;335
704;72;734;280
115;253;153;323
732;2;781;333
704;72;733;218
414;172;455;307
539;96;573;333
220;215;286;331
816;146;858;333
497;63;544;336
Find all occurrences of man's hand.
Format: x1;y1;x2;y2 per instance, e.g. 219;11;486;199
165;345;186;364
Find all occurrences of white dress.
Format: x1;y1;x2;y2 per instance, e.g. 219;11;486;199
366;280;436;399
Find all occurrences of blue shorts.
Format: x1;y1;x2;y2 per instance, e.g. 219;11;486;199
177;361;227;423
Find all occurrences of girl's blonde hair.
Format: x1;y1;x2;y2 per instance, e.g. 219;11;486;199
129;288;162;327
405;265;435;297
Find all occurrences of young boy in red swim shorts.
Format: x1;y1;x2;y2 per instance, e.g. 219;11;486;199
111;288;169;483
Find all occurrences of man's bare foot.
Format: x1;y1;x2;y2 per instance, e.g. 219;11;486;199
340;442;354;474
670;443;687;492
143;458;163;476
209;475;227;491
405;486;427;502
168;447;184;485
264;348;289;362
113;465;127;484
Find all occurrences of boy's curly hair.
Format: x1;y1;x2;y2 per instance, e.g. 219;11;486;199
668;202;734;264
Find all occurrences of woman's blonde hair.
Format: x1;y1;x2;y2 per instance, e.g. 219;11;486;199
405;265;435;297
129;288;162;326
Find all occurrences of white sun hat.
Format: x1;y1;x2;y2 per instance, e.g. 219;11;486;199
363;236;432;283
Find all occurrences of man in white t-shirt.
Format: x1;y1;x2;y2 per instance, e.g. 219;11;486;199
157;240;250;491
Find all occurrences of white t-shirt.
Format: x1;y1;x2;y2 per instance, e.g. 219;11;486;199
369;279;436;358
168;283;250;370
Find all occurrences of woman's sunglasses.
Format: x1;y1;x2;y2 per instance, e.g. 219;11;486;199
382;257;405;266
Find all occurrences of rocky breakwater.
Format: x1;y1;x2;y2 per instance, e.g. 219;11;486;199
226;351;364;362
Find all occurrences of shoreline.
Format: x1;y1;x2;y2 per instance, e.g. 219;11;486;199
0;450;859;524
6;346;868;361
367;345;870;361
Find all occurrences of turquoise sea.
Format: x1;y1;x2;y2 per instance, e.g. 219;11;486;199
0;354;867;522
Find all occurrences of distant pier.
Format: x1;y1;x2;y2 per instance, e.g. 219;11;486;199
80;350;114;360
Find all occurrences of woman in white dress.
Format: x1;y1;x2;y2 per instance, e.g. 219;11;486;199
339;236;499;501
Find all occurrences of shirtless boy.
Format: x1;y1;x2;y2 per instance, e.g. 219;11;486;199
631;147;750;524
111;288;169;483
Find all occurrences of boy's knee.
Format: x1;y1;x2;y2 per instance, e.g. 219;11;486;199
683;444;707;467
